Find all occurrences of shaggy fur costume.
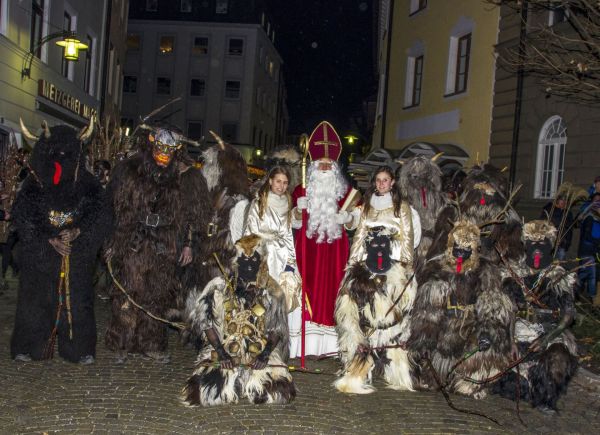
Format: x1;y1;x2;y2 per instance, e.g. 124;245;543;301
397;156;447;261
105;133;210;359
428;164;522;263
493;220;578;411
410;221;515;397
181;236;295;406
334;261;416;394
11;123;110;362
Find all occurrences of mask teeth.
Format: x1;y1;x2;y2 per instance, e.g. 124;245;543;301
456;256;463;273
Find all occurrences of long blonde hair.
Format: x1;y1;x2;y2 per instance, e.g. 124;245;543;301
257;166;292;225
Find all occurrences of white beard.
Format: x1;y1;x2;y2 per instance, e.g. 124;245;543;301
306;162;348;243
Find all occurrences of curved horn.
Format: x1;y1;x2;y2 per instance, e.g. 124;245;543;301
394;158;405;166
19;118;39;142
431;152;444;162
500;166;508;173
78;115;95;142
209;130;226;150
41;120;51;139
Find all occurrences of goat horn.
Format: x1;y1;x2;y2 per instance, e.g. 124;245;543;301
209;130;226;150
41;120;51;139
431;152;444;162
19;118;39;142
500;166;508;173
78;115;95;142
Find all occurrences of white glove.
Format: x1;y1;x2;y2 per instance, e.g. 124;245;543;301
334;210;352;225
297;196;308;210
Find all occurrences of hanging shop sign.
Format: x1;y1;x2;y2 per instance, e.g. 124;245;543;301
37;79;97;120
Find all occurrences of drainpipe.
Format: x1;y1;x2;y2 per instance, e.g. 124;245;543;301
379;0;395;149
99;0;113;118
508;0;528;187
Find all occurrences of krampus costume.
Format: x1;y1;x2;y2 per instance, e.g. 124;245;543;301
428;164;521;262
397;155;447;260
182;235;296;406
409;220;514;397
335;227;416;394
11;118;109;363
493;220;577;413
105;125;210;362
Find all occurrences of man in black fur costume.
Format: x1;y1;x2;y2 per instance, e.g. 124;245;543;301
428;164;521;263
334;226;416;394
105;124;210;363
397;155;447;261
181;234;296;406
493;220;578;414
11;118;109;364
408;220;515;398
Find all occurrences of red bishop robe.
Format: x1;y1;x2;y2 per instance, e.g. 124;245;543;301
292;185;350;327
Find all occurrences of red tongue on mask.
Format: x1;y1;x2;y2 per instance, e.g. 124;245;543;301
456;256;463;273
480;194;486;206
377;252;383;270
53;162;62;185
421;187;427;208
533;252;541;269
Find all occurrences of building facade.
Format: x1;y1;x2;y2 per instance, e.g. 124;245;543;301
373;0;500;166
122;0;288;161
489;3;600;217
0;0;126;155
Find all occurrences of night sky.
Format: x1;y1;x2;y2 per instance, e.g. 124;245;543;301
266;0;376;135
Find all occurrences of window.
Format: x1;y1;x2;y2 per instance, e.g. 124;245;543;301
84;35;94;94
268;60;275;77
180;0;192;13
404;55;423;107
222;123;237;142
227;38;244;56
187;121;203;140
549;6;569;26
190;78;205;97
146;0;157;12
535;116;567;199
156;77;171;95
192;36;208;55
30;0;45;58
127;33;141;51
61;11;73;78
445;32;471;96
1;0;8;35
225;80;240;99
159;35;174;54
409;0;427;15
123;75;137;93
107;44;114;95
216;0;228;14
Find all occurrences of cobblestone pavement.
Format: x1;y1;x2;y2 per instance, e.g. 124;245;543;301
1;276;599;434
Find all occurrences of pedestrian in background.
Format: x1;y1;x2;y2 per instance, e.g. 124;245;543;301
540;195;574;261
577;192;600;305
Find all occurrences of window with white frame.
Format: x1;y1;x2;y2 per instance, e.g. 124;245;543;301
404;55;423;107
83;34;95;94
1;0;9;36
30;0;45;58
444;17;474;96
549;5;569;26
409;0;427;15
534;116;567;199
227;38;244;56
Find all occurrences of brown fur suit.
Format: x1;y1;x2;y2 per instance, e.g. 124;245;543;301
105;135;210;362
409;221;515;398
181;235;296;406
397;155;448;262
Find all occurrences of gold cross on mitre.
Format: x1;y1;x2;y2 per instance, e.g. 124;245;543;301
314;123;338;158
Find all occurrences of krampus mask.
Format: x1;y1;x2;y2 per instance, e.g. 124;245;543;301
398;154;443;211
20;117;93;187
365;226;393;274
148;127;183;167
234;234;268;285
523;220;557;270
445;220;480;274
460;164;509;221
201;131;249;197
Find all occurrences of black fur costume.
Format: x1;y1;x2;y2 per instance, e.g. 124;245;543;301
181;235;295;406
493;220;578;413
409;220;515;398
428;164;521;263
334;227;416;394
11;120;109;363
105;126;210;362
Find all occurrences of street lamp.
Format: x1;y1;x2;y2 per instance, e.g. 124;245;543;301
21;31;89;79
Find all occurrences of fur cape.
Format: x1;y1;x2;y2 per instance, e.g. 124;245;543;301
104;148;210;355
181;246;295;406
10;124;110;362
334;261;416;394
409;254;515;397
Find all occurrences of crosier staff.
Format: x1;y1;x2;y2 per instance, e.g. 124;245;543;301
299;133;309;369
